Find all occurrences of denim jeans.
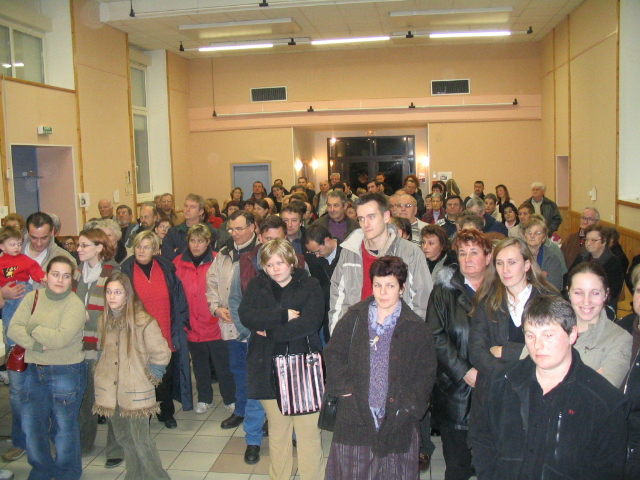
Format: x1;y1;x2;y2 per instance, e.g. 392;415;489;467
21;362;87;480
3;281;33;347
8;369;26;450
227;340;265;446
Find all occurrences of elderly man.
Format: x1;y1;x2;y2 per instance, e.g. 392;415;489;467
313;180;332;217
561;207;600;267
527;182;563;236
470;295;628;480
311;191;359;241
125;202;158;248
162;194;218;261
330;172;341;187
328;193;432;333
98;199;114;220
158;193;181;225
437;195;463;239
116;204;135;247
396;193;427;246
466;197;508;236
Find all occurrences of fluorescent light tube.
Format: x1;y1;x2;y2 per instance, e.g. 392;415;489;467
180;18;292;30
311;36;390;45
390;7;512;17
430;31;511;39
199;43;273;52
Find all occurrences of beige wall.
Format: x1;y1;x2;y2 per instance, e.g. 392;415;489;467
541;0;620;225
189;128;294;202
73;0;135;223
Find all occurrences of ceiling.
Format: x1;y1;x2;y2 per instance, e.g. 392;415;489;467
97;0;584;58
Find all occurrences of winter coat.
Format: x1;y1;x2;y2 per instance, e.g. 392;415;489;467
426;266;475;429
536;241;567;292
238;268;324;400
173;248;221;343
161;221;219;261
469;349;628;480
324;297;436;456
527;195;563;234
573;309;632;388
483;213;508;236
619;313;640;450
328;226;432;333
93;309;171;418
121;254;193;410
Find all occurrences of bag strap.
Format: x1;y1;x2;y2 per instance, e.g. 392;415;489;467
346;314;360;365
31;290;39;315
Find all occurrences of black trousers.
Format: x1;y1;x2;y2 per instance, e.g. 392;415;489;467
440;424;473;480
156;351;177;422
188;339;235;405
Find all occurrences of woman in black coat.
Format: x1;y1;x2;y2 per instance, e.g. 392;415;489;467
324;256;436;480
239;239;325;480
426;229;493;480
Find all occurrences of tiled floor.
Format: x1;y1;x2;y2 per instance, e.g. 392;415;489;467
0;382;450;479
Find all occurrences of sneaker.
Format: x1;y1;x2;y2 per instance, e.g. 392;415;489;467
0;469;13;480
1;448;25;462
0;372;9;386
224;402;235;413
194;402;212;414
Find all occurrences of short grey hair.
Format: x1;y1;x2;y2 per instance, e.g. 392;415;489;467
531;182;546;191
327;190;348;205
584;207;600;221
466;197;485;211
97;219;122;240
47;213;61;233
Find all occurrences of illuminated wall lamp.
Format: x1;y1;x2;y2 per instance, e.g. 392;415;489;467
311;159;319;170
421;156;430;167
294;159;303;171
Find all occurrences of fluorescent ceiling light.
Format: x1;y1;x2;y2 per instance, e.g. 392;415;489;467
199;43;273;52
180;18;292;30
1;63;11;68
390;7;512;17
14;62;24;67
311;36;389;45
430;31;511;39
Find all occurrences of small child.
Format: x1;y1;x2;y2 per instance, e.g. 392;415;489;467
0;226;46;345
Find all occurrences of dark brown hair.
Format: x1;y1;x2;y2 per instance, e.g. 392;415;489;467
369;256;408;289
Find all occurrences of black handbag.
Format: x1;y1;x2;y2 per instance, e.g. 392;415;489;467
317;314;360;432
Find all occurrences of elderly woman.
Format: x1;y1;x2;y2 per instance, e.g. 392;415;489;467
522;216;567;291
420;224;455;279
620;264;640;479
469;237;557;411
570;223;625;309
239;239;325;480
97;218;127;263
567;262;631;388
72;228;123;464
324;256;436;480
121;230;192;427
8;256;87;480
427;229;492;480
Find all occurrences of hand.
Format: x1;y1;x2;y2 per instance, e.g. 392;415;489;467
490;346;503;358
287;309;300;321
256;330;267;337
1;282;25;300
463;368;478;388
216;308;233;323
597;367;604;374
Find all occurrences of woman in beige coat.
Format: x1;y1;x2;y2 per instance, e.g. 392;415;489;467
93;272;171;480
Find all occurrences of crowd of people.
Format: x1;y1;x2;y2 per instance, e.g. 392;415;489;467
0;173;638;480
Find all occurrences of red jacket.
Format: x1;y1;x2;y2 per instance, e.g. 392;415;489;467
173;249;221;342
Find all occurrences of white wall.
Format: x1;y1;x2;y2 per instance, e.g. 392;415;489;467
41;0;74;90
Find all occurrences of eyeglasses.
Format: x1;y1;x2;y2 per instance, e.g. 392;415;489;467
156;225;170;231
580;216;597;223
307;248;323;256
105;290;126;296
228;225;251;234
77;243;96;249
525;231;545;237
63;242;74;247
134;245;153;252
584;238;602;244
398;203;416;209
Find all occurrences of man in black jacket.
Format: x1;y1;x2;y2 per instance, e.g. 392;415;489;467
469;295;628;480
303;224;341;343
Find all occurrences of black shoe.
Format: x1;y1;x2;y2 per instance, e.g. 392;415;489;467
221;413;244;429
164;418;178;429
105;458;124;468
262;420;269;437
97;415;107;425
244;445;261;465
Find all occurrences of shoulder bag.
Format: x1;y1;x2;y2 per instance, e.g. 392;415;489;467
7;290;39;372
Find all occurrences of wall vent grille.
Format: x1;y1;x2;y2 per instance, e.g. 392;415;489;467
251;86;287;102
431;79;470;95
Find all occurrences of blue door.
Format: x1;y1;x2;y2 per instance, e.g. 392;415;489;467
11;146;40;219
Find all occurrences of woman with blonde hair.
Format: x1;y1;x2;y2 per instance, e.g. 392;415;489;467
94;271;171;479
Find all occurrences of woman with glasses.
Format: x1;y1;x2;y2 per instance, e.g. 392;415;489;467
174;224;235;415
522;216;567;291
93;272;171;480
154;219;172;247
72;228;124;465
121;230;193;428
569;223;624;309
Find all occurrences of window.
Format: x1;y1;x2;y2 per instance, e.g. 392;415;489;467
0;24;44;84
130;65;151;196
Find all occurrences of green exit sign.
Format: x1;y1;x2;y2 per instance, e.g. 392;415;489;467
37;126;53;135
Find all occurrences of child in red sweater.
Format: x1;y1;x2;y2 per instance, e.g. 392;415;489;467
0;227;46;346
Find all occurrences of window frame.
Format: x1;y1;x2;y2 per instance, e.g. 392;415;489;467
0;19;45;84
130;62;153;201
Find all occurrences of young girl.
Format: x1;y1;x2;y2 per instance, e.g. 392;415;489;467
93;272;171;480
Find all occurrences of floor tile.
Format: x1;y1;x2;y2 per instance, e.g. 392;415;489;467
158;449;181;469
209;453;255;474
161;419;205;435
196;421;237;436
205;473;251;480
163;471;208;480
77;465;124;479
184;435;231;454
169;451;219;471
154;433;193;451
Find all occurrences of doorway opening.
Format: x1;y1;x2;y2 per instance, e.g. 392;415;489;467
10;145;77;235
328;136;415;192
232;163;271;202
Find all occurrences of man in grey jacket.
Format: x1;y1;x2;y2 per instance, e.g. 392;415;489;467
328;193;432;333
527;182;563;236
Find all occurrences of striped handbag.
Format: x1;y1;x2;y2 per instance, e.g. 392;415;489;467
272;338;325;416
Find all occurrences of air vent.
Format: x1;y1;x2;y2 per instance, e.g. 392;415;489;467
431;79;470;96
251;86;287;102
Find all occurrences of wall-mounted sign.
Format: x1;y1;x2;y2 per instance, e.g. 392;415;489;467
37;126;53;135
